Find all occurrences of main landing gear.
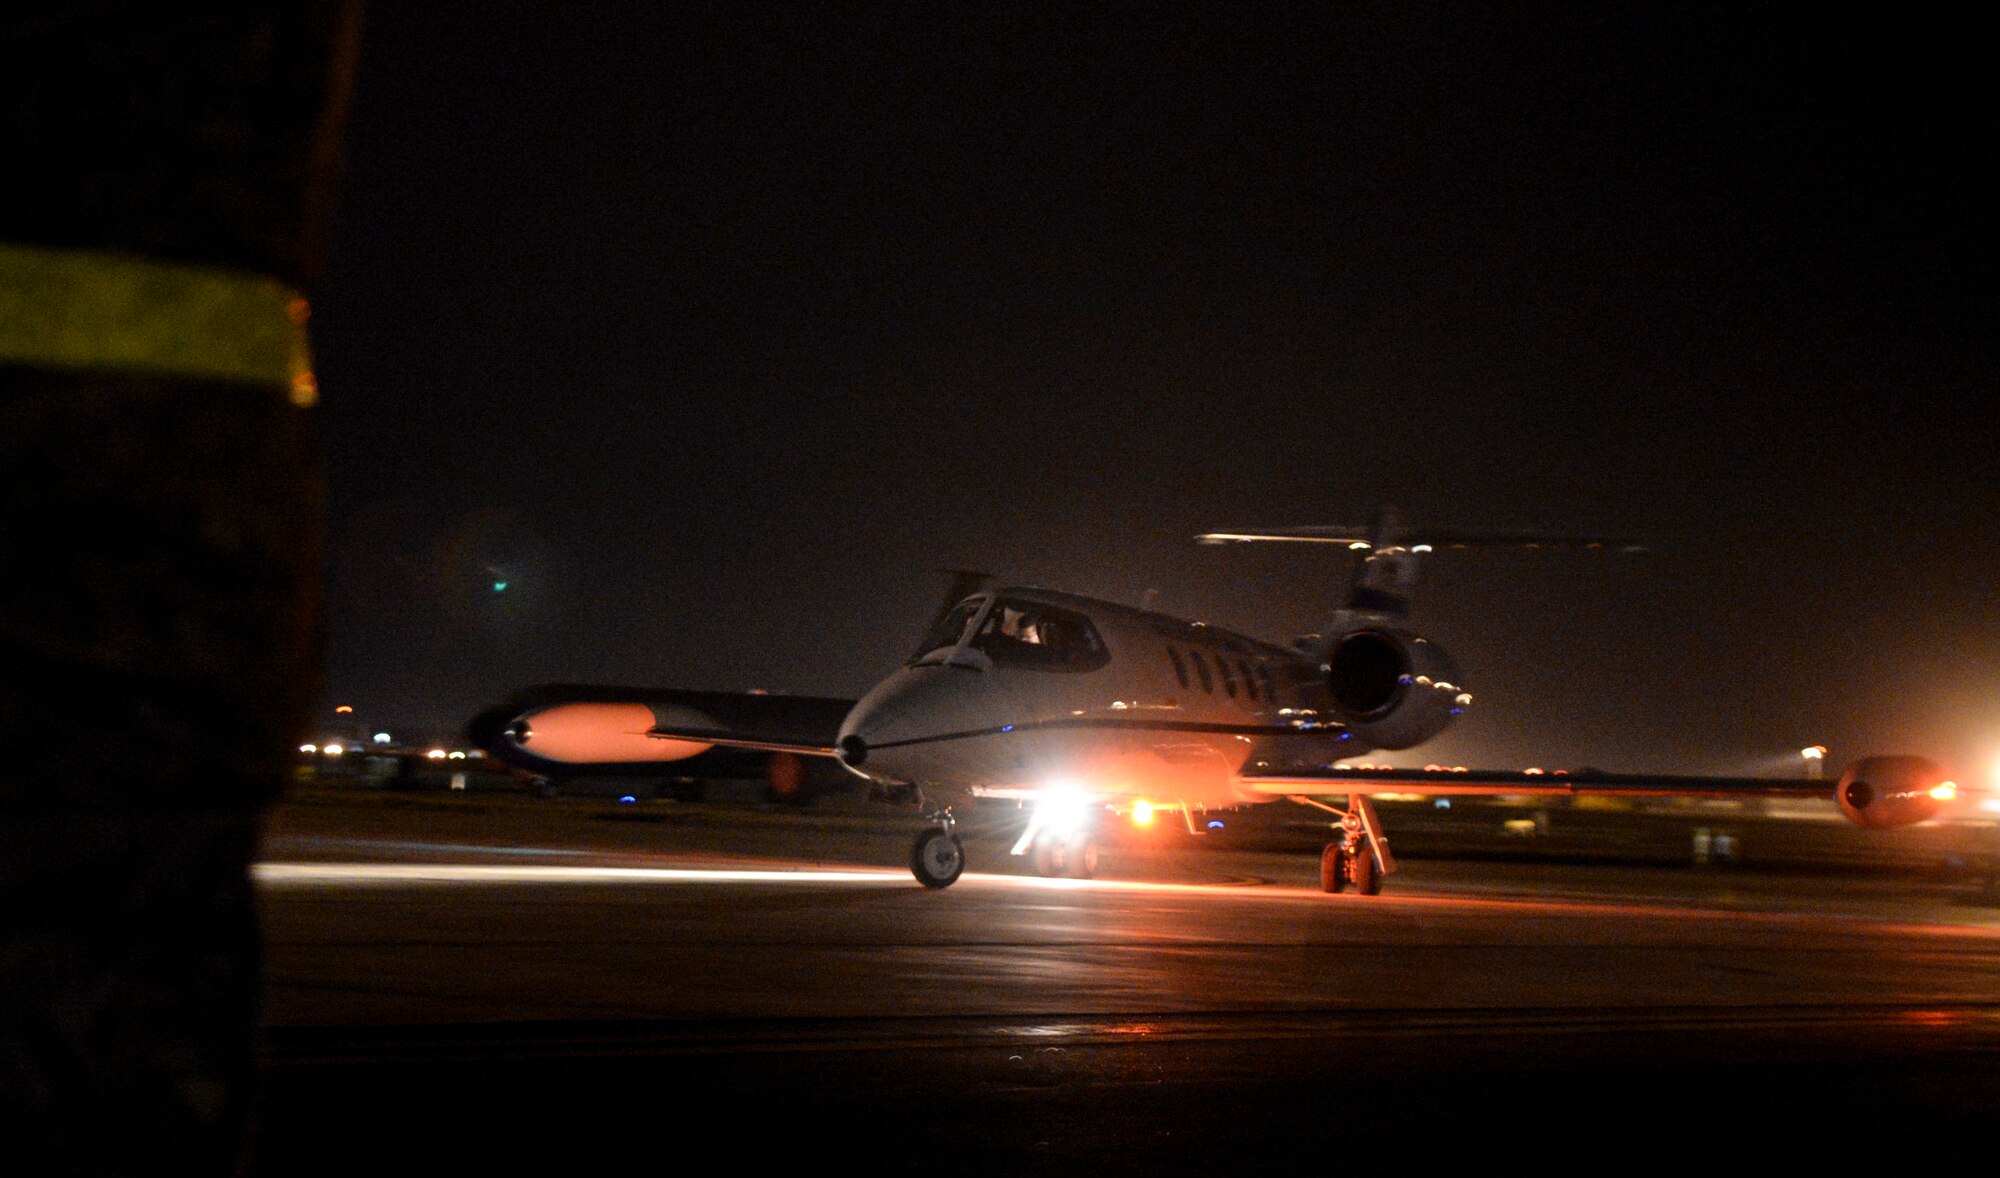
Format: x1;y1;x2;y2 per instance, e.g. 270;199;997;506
1301;794;1395;896
1028;831;1099;879
1006;802;1100;879
910;807;965;889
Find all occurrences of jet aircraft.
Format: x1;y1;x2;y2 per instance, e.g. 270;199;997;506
471;511;1955;892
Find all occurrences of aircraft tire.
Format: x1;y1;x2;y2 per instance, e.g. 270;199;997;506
910;828;965;889
1319;843;1346;893
1064;834;1099;879
1348;843;1382;896
1032;836;1064;877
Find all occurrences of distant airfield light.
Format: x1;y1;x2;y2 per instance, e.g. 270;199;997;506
493;580;509;592
335;705;353;714
1802;745;1827;781
323;743;344;756
1523;766;1543;775
426;748;448;760
448;750;466;760
1412;544;1433;554
1347;541;1370;551
298;743;317;754
373;732;391;744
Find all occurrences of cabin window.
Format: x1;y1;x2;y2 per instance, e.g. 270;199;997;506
1237;658;1259;702
971;599;1109;672
1166;645;1190;689
1217;655;1239;698
1189;649;1215;693
1257;663;1279;704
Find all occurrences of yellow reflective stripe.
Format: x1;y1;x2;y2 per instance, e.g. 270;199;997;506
0;242;317;406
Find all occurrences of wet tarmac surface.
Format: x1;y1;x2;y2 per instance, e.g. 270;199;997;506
250;787;2000;1172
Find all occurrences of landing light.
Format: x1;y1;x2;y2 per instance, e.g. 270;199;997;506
1132;801;1155;827
1037;784;1092;838
1930;782;1959;801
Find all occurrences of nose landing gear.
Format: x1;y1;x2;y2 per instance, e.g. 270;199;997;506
910;805;965;889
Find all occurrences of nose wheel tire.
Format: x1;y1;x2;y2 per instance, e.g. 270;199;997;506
911;828;966;889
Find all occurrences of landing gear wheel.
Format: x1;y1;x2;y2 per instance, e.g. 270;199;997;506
910;828;965;889
1064;834;1099;879
1347;842;1381;896
1319;843;1346;894
1032;835;1064;877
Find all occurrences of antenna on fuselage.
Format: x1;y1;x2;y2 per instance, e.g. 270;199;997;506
1196;506;1646;621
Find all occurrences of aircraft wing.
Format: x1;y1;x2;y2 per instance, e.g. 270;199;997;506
1239;766;1834;801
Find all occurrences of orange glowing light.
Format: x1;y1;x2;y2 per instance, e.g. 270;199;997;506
1132;802;1155;827
1930;782;1959;801
335;705;353;714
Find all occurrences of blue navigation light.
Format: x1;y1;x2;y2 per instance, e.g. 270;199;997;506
619;795;637;803
1001;725;1013;732
1206;819;1225;830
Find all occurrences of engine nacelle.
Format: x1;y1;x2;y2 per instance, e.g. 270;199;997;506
507;702;715;764
1835;755;1952;829
1324;627;1467;750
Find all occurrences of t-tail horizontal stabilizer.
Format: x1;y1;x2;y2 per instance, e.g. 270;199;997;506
1198;505;1646;620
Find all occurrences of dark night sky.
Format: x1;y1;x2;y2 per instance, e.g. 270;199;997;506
311;4;1994;778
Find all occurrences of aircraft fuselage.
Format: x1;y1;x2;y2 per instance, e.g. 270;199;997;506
834;588;1395;816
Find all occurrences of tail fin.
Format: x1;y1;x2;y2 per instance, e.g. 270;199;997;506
1197;506;1645;621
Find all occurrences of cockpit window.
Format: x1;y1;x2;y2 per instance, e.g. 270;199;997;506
908;597;989;663
971;599;1108;672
